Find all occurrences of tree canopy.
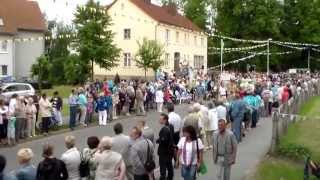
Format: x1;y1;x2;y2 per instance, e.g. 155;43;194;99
74;0;121;80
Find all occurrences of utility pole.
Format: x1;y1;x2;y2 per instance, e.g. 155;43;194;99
220;39;224;75
267;38;272;76
308;48;311;71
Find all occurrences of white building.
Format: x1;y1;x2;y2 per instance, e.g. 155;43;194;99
94;0;207;78
0;0;46;78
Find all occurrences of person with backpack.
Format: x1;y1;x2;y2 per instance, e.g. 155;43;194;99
81;136;100;180
129;127;155;180
176;125;204;180
156;113;175;180
36;144;68;180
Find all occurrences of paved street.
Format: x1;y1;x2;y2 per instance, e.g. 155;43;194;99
0;104;272;180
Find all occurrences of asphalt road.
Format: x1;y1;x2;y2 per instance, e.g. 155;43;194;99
0;104;272;180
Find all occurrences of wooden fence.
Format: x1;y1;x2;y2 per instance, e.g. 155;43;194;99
270;80;320;153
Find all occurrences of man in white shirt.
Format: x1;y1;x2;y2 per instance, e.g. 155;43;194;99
167;103;183;146
61;136;81;180
216;101;227;121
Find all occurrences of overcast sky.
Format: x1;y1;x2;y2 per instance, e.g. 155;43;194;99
33;0;160;24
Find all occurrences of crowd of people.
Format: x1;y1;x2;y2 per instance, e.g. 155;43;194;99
0;71;319;180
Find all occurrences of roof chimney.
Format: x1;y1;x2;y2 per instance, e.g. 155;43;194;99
164;2;177;16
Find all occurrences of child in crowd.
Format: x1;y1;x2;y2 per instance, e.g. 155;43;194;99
7;114;16;146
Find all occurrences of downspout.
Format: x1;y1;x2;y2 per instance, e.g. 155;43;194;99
12;36;16;77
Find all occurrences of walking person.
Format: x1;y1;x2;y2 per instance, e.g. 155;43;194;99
39;94;52;136
15;148;37;180
36;144;68;180
156;113;175;180
61;136;81;180
25;98;37;138
111;123;132;180
136;85;145;116
176;125;204;180
137;120;155;144
212;119;238;180
68;89;78;131
229;92;247;142
78;88;88;127
167;103;183;146
129;127;155;180
94;136;126;180
82;136;100;180
155;87;164;113
51;91;63;126
206;102;219;150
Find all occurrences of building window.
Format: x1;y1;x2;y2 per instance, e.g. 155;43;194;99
165;29;170;43
1;41;7;52
176;31;179;43
194;55;204;69
121;3;124;10
123;53;131;67
1;65;7;76
201;37;204;47
164;53;170;67
124;29;131;40
0;18;3;26
194;36;197;46
184;33;187;44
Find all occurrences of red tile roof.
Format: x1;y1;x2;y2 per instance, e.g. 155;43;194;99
0;0;46;35
108;0;202;32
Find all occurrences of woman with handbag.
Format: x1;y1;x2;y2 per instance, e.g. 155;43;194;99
176;125;204;180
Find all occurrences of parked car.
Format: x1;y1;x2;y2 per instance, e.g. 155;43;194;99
0;83;35;100
17;77;52;90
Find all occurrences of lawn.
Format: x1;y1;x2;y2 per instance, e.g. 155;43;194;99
251;96;320;180
42;85;74;99
251;157;303;180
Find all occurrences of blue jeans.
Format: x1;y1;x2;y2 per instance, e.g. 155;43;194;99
69;106;77;130
181;165;197;180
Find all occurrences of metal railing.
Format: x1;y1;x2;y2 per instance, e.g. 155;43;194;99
270;80;320;153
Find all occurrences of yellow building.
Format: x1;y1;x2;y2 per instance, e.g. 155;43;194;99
94;0;207;79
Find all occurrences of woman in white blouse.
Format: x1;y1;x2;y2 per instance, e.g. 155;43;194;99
176;125;204;180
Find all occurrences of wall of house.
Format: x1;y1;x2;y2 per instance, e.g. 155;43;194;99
94;0;157;78
94;0;207;79
0;35;14;77
14;31;44;78
156;24;207;73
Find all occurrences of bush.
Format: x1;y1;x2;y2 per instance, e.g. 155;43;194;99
277;143;311;160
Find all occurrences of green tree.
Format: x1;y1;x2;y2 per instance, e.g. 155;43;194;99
74;0;121;81
31;55;51;92
183;0;208;31
63;55;90;85
135;38;164;79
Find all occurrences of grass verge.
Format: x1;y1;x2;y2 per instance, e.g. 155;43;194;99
251;96;320;180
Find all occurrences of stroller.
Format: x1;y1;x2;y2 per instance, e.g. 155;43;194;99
304;156;320;180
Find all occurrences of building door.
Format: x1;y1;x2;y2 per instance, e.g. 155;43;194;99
174;52;180;72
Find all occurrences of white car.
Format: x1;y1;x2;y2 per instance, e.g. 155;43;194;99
0;83;35;99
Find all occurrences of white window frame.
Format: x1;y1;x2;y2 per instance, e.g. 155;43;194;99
124;29;131;40
176;31;179;43
0;41;8;53
1;65;8;76
123;53;131;67
165;29;170;43
165;53;170;67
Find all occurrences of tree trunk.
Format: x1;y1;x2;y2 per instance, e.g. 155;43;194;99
91;59;94;82
144;68;147;80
